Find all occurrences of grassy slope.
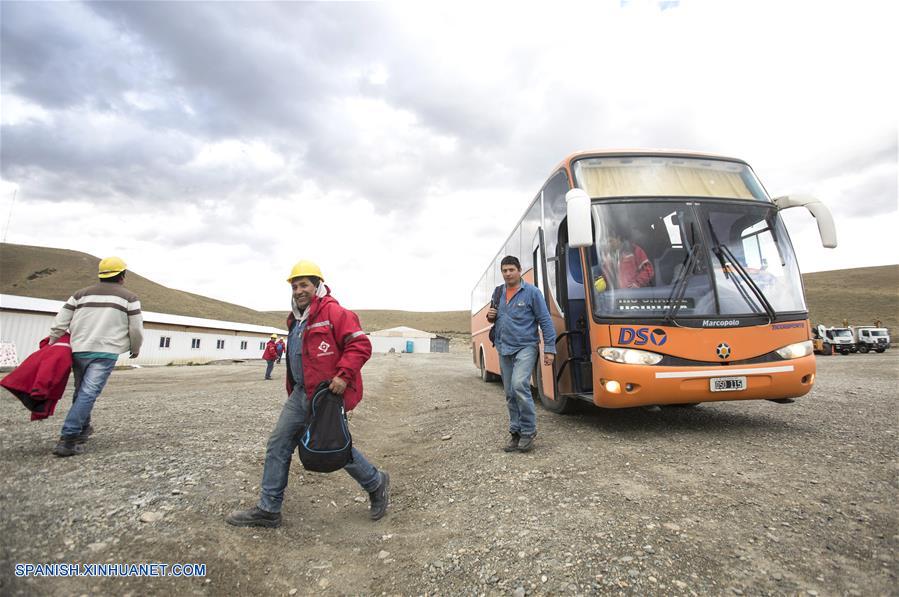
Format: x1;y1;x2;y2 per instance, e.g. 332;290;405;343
2;243;895;337
0;243;469;333
803;265;898;338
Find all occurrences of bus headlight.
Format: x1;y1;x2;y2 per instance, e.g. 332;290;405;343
599;347;663;365
775;340;813;359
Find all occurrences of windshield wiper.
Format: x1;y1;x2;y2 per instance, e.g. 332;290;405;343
707;223;776;322
663;242;701;325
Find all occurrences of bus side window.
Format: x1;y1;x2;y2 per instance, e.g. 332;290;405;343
567;245;585;299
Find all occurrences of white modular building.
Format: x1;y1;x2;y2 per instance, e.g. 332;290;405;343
0;294;287;367
368;326;450;354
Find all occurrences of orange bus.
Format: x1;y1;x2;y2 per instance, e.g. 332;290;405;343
471;150;837;412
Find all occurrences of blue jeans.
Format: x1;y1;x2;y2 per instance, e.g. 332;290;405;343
258;385;381;513
264;360;275;379
499;345;539;437
60;356;117;438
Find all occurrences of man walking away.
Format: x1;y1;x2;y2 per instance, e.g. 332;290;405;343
48;256;143;456
226;260;389;527
262;334;278;379
486;256;556;453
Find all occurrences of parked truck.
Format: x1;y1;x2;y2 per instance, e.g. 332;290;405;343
826;327;856;354
850;326;890;353
812;325;855;355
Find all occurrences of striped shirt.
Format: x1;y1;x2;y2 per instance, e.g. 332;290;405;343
50;282;144;356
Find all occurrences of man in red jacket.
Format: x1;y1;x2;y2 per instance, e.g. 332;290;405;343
226;260;389;527
262;334;278;379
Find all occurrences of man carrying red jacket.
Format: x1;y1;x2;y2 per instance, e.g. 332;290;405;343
1;333;72;420
227;260;389;527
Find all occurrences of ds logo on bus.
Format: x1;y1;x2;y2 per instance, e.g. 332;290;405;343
617;327;667;346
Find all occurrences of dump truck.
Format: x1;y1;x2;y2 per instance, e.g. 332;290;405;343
850;326;890;353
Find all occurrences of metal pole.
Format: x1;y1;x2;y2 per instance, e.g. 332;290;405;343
2;188;17;243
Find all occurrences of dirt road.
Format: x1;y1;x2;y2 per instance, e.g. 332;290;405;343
1;351;896;596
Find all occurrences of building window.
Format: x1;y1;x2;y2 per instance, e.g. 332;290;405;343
216;339;225;350
240;340;247;350
191;338;201;349
259;341;265;350
159;336;171;349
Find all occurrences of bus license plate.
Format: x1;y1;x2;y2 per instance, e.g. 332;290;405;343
710;376;747;392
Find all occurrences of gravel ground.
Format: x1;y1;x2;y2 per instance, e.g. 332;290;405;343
1;350;896;596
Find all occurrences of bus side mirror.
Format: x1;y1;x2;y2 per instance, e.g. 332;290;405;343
773;194;838;248
566;189;592;248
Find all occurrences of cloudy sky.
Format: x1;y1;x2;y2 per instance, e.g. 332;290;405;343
1;0;896;312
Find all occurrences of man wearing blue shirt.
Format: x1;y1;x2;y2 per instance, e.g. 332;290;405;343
486;256;556;452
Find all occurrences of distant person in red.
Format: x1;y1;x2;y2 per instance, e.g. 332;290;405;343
598;233;654;289
262;334;278;380
275;337;285;364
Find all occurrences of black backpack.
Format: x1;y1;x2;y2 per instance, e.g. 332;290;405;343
488;284;503;346
298;382;353;473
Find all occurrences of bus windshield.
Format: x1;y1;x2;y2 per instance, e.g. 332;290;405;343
588;200;806;321
573;156;768;201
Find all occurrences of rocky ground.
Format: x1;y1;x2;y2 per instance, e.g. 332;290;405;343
0;349;896;596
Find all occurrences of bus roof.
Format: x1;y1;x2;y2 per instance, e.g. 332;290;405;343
551;149;751;178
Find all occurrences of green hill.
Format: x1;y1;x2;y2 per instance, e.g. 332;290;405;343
1;243;895;338
803;265;898;338
0;243;469;333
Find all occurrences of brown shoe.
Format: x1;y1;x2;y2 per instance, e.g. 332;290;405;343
503;433;520;452
225;506;282;528
53;437;84;457
517;434;536;452
369;471;390;521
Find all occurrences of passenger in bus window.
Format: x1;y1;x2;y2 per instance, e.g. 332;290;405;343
596;232;654;290
486;256;556;453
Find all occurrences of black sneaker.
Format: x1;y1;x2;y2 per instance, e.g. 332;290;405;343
503;433;521;452
225;506;282;528
368;471;390;521
53;437;84;457
75;424;94;444
517;434;536;452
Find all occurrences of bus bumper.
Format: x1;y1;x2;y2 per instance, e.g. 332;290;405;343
591;355;816;408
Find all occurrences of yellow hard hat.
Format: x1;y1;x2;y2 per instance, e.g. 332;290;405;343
270;333;278;339
593;275;607;293
286;260;324;283
98;256;127;278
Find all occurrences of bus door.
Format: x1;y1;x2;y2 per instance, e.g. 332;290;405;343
555;236;592;394
533;230;557;402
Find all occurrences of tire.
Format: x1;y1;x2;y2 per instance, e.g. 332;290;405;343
667;403;700;408
875;348;885;353
534;360;576;414
858;345;870;354
480;349;499;382
840;350;849;355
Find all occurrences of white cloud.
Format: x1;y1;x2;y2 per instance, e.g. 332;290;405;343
2;1;896;313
